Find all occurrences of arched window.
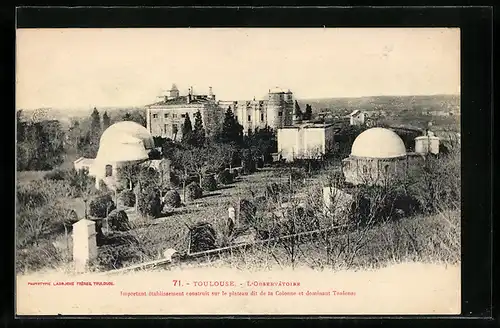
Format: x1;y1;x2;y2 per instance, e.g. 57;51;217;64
362;165;368;175
384;164;390;175
105;164;113;177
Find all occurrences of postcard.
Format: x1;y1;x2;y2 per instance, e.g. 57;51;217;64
15;27;461;315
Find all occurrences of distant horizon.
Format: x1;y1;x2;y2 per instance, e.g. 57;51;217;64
17;28;460;110
17;92;460;112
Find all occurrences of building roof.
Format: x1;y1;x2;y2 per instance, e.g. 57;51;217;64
93;121;154;165
73;157;95;166
99;121;154;150
147;95;211;107
350;110;362;117
351;127;406;159
269;87;291;94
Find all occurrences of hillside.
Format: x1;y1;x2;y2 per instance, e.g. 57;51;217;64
297;94;460;115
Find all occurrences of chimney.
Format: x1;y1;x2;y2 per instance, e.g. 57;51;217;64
187;87;191;104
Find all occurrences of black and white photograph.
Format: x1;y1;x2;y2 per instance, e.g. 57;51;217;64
15;27;461;315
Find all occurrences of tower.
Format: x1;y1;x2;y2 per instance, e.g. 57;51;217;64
168;84;180;99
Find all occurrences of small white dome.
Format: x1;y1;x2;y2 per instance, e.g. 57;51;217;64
351;127;406;158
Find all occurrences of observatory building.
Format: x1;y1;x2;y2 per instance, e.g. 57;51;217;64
74;121;169;191
341;127;439;186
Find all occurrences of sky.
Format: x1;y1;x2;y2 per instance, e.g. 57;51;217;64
16;28;460;110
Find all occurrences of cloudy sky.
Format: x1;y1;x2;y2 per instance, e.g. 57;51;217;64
16;28;460;110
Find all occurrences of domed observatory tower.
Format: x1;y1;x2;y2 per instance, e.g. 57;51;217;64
90;121;155;190
342;127;409;186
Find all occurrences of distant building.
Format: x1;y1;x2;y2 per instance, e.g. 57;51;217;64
145;85;223;141
146;84;294;139
277;123;336;162
349;110;365;126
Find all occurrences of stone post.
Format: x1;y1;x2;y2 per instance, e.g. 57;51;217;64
228;206;236;226
322;186;332;216
72;219;98;272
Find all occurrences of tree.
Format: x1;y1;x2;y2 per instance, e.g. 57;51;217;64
294;100;303;120
181;113;194;145
192;110;206;147
219;107;243;146
122;112;132;121
102;111;111;129
303;104;313;121
117;163;141;190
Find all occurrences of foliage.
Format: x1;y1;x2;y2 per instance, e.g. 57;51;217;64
102;111;111;130
89;193;116;218
17;119;65;171
119;189;136;207
181;113;194;146
137;186;162;219
217;107;243;146
217;169;233;185
163;189;181;208
303;104;313;120
107;209;130;231
189;222;216;253
44;168;68;181
294;100;303;119
201;174;217;192
241;148;256;175
239;199;257;226
192;110;206;147
186;182;203;200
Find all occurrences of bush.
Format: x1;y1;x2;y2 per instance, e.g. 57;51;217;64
239;199;257;226
89;193;116;218
163;189;181;208
241;149;256;175
137;187;162;219
201;174;217;191
16;241;63;273
189;222;216;253
119;189;136;207
107;209;130;231
186;182;203;201
98;179;110;192
44;168;67;181
217;169;233;185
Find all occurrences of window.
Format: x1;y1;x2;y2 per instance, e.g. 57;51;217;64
164;113;169;118
181;114;186;118
261;113;264;121
247;115;251;122
105;165;113;177
172;113;177;118
153;114;158;119
278;112;283;117
384;164;390;175
172;124;178;134
235;115;238;121
362;165;368;175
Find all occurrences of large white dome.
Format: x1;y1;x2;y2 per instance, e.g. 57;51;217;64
351;127;406;158
94;121;154;164
99;121;154;150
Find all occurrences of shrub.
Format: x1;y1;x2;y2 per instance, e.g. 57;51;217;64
163;189;181;208
239;199;257;226
137;187;162;219
98;179;110;192
241;149;256;175
189;222;216;253
89;193;116;218
217;169;233;185
16;241;63;274
44;168;67;181
107;209;130;231
201;174;217;191
186;182;203;201
119;189;136;207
